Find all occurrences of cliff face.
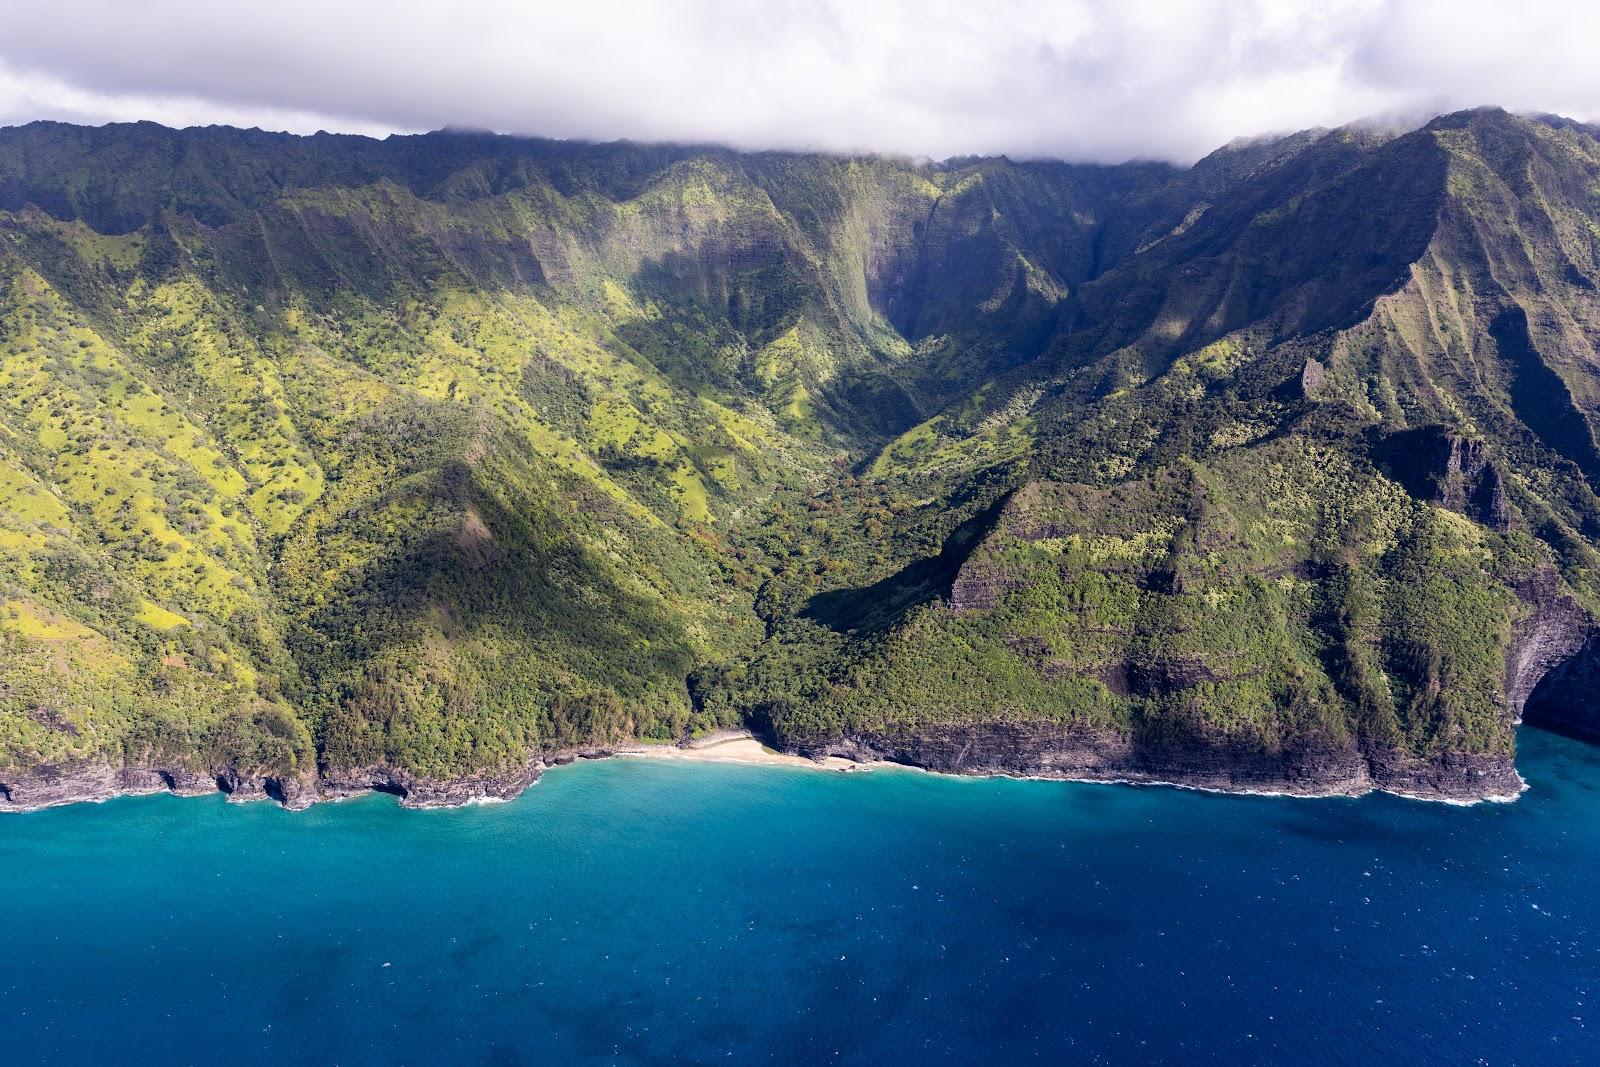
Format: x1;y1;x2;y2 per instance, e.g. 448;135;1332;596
1522;636;1600;742
0;754;572;813
318;762;545;808
0;761;299;812
785;720;1522;801
1505;572;1593;718
1375;428;1514;532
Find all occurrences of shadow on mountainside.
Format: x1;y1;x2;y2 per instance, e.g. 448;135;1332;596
801;495;1010;635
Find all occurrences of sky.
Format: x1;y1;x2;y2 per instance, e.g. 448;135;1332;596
0;0;1596;163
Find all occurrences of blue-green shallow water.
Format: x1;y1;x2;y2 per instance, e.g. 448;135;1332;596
2;728;1597;1065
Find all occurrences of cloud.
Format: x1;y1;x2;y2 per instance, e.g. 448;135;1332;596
0;0;1595;163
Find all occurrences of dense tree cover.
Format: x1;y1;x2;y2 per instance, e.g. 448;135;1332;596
749;444;1535;761
3;107;1600;783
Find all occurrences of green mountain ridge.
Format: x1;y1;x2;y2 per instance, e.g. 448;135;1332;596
3;108;1599;806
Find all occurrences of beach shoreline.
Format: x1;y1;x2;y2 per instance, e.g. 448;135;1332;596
616;732;859;772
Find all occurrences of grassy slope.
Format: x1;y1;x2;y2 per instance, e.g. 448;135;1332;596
0;124;1160;780
3;110;1600;786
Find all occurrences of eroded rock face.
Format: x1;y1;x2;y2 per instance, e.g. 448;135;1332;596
1523;634;1600;741
1441;436;1511;531
806;552;1588;803
946;564;1016;614
1505;571;1593;718
0;762;214;811
783;720;1524;802
1300;357;1328;398
0;761;534;813
320;762;544;808
1376;426;1514;531
1;743;632;814
792;722;1137;781
213;769;321;810
0;726;1532;813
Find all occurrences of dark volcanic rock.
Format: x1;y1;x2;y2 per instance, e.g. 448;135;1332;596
1505;570;1593;717
2;743;625;814
1441;436;1511;531
213;768;320;809
1364;748;1525;801
320;762;544;808
1375;425;1515;530
0;724;1529;813
1523;633;1600;742
782;719;1523;802
946;560;1016;614
0;762;214;811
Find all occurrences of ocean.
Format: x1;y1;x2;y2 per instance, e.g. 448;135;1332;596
3;727;1597;1064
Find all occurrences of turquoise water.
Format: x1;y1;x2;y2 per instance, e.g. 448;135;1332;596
3;728;1598;1065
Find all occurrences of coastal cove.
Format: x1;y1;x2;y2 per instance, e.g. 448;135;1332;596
3;726;1597;1064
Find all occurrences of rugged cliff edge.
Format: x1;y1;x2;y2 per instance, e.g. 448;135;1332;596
784;722;1524;802
0;753;583;813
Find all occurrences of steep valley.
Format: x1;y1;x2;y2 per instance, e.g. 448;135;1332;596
5;108;1600;808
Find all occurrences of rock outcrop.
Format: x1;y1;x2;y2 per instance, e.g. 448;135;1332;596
0;762;217;811
1521;634;1600;741
214;768;322;810
1505;571;1594;718
0;749;611;813
1375;426;1515;531
1439;435;1511;531
319;762;546;808
1300;357;1327;398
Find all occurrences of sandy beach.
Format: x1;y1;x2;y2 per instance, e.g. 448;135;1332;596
620;733;857;771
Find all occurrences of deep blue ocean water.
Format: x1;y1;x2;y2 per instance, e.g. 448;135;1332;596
3;727;1598;1065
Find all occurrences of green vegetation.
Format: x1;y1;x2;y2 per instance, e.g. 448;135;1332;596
3;107;1600;789
753;444;1530;761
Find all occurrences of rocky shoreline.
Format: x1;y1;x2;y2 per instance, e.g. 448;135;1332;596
0;722;1526;813
0;747;623;814
783;722;1525;803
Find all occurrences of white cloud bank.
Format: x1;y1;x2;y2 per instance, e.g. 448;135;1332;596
0;0;1595;162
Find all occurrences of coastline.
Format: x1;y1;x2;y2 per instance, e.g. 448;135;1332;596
0;726;1528;814
634;736;1528;806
